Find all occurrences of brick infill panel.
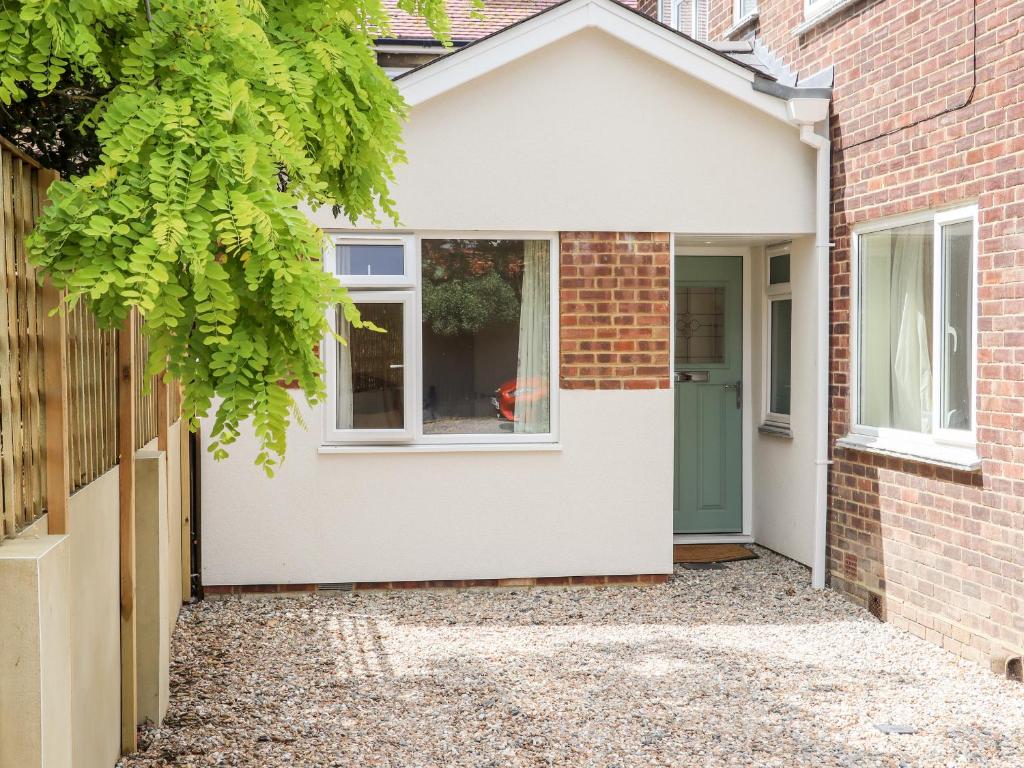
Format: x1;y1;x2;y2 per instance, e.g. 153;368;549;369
559;231;672;391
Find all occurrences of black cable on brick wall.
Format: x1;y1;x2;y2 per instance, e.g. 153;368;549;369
837;0;978;152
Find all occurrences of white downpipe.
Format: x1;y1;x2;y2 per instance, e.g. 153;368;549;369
798;121;832;589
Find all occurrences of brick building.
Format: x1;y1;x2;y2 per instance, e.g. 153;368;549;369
637;0;1022;665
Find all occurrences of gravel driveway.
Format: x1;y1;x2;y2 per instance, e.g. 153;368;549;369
121;549;1024;767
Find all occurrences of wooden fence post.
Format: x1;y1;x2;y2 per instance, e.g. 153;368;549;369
179;387;191;601
156;376;168;453
36;170;70;535
41;283;69;534
118;309;138;754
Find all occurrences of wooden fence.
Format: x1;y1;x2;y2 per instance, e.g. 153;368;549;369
67;302;119;493
134;323;160;450
0;136;184;541
1;136;195;755
0;137;48;539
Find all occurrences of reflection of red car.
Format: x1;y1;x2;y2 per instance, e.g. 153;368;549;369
492;378;546;421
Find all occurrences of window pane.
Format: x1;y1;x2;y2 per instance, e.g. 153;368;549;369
421;239;550;435
770;299;792;415
941;220;973;431
336;303;405;429
336;243;404;277
858;222;933;432
676;286;725;365
769;253;790;285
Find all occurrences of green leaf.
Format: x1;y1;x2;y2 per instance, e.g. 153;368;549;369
11;0;450;475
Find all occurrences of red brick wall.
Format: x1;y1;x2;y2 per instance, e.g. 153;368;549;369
636;0;659;18
559;232;672;390
704;0;1024;664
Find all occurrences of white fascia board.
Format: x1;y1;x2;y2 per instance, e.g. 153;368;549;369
398;0;791;123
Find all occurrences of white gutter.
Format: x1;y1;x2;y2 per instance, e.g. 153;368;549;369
793;108;832;590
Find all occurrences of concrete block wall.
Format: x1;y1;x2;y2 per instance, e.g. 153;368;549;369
0;535;73;768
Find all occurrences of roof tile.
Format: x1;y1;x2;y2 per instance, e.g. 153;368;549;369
379;0;638;42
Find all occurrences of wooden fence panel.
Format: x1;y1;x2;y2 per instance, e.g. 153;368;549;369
134;323;159;449
0;139;125;538
65;302;119;494
0;141;47;538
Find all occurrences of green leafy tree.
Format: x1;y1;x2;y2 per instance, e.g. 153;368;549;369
0;0;450;474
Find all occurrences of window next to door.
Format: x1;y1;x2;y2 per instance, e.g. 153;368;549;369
761;245;792;437
323;234;559;448
839;205;980;470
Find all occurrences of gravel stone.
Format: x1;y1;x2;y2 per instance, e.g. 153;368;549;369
119;548;1024;767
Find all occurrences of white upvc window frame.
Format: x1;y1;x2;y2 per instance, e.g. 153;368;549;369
845;204;979;466
798;0;868;32
323;289;417;444
671;0;704;40
803;0;839;22
734;0;757;25
330;233;416;288
762;244;792;430
323;231;560;449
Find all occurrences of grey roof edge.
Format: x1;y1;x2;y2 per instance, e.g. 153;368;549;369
707;40;754;53
747;39;833;100
751;38;797;86
798;65;835;89
752;76;832;101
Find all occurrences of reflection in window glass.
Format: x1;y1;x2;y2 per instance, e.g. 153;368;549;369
336;303;404;429
420;239;550;435
336;243;405;277
858;222;933;432
770;299;792;415
769;253;791;285
941;221;972;431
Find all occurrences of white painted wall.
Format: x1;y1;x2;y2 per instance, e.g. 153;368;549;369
750;237;817;566
306;28;816;236
67;468;121;768
0;534;72;768
166;422;183;626
201;389;674;585
202;19;823;585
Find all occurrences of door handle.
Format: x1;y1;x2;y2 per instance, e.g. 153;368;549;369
722;380;742;409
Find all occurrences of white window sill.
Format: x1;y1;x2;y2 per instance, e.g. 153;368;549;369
758;422;793;439
318;442;563;455
835;433;981;471
725;11;759;40
794;0;866;36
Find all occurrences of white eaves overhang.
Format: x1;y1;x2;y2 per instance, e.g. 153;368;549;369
395;0;831;131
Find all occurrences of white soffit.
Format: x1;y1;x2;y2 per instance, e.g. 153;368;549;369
397;0;792;123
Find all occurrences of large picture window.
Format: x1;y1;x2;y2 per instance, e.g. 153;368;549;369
849;206;978;460
324;234;557;446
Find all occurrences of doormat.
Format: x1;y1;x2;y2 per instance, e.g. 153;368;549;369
673;543;758;564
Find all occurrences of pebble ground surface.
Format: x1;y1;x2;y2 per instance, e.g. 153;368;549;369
119;549;1024;768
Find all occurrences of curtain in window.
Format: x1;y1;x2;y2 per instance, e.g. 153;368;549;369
514;241;550;434
889;231;932;432
336;312;354;429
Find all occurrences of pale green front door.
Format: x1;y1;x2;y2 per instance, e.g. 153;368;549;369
673;256;743;533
